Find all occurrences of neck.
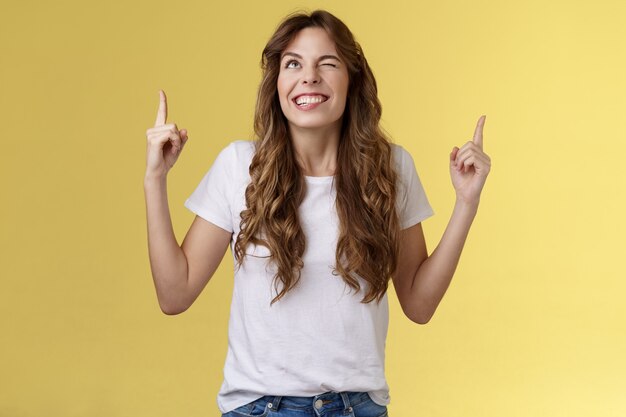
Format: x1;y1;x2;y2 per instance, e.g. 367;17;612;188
289;121;341;177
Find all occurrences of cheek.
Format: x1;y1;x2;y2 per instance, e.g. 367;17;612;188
276;77;291;103
277;90;289;110
335;79;350;107
277;70;293;90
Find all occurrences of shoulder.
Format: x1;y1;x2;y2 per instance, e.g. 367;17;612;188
212;140;256;170
220;139;255;159
388;142;428;194
389;142;412;172
228;139;256;153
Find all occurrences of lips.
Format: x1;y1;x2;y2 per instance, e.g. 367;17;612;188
292;93;329;103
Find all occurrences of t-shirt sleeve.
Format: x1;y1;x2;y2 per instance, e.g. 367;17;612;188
183;143;235;233
396;145;435;230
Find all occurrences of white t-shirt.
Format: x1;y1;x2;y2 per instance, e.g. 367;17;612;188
184;140;434;414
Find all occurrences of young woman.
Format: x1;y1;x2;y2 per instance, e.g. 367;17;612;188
144;9;490;417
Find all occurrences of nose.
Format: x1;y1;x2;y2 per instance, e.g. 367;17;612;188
301;65;320;84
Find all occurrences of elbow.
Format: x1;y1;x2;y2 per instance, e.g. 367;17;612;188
408;295;440;325
156;284;191;315
411;314;431;325
159;299;189;316
161;306;183;315
160;304;181;315
410;308;433;325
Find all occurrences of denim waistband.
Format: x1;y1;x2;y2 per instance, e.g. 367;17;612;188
260;391;370;413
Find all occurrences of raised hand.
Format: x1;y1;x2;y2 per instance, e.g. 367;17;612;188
144;90;189;179
449;115;491;205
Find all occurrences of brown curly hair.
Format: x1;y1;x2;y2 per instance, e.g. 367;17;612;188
233;9;401;306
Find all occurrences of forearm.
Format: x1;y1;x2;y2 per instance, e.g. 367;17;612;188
144;175;189;313
411;198;479;323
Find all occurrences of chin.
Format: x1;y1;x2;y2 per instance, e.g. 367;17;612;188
286;112;344;128
288;119;342;131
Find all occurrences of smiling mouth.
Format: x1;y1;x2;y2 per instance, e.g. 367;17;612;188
293;95;329;106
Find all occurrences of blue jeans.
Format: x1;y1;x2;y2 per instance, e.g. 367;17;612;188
221;391;388;417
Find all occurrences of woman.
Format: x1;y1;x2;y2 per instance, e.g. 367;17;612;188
144;9;491;417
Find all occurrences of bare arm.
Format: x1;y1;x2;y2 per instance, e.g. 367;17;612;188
144;175;188;314
144;175;231;315
393;115;490;324
393;198;478;325
144;90;231;315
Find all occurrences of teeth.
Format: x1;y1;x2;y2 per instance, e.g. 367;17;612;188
295;95;327;105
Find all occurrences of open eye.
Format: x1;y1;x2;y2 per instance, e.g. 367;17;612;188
285;60;300;69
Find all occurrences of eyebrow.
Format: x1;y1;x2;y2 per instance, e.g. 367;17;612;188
281;52;341;62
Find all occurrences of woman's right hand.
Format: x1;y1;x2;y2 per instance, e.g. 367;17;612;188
145;89;189;179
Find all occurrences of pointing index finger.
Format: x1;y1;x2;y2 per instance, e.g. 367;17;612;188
473;115;486;148
155;89;167;126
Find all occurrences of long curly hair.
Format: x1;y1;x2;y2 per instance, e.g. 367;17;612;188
233;9;401;306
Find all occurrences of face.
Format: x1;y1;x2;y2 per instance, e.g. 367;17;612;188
277;27;350;133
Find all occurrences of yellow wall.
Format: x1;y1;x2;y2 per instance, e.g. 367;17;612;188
1;0;624;416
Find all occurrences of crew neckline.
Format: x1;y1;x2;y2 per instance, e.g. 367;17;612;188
304;175;335;183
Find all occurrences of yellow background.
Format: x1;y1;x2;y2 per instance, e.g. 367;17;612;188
1;0;625;416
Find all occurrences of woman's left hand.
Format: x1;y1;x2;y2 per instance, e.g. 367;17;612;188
449;115;491;205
